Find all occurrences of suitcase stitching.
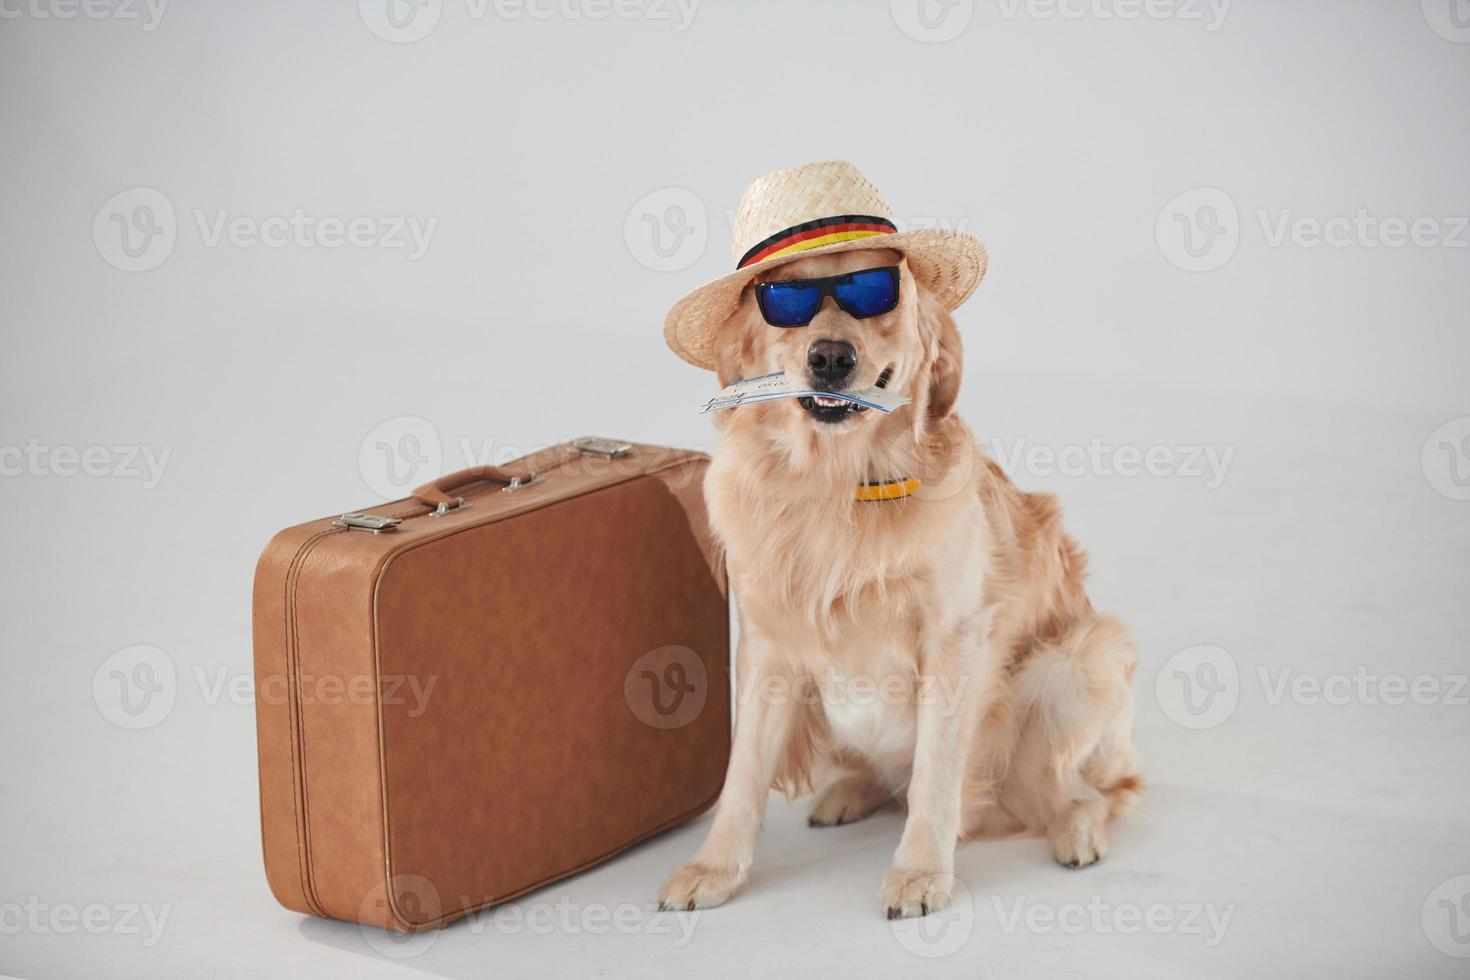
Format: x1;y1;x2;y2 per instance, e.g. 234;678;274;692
285;532;325;918
279;532;317;917
284;528;339;919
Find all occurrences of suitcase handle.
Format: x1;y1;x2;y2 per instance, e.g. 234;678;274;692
410;465;537;510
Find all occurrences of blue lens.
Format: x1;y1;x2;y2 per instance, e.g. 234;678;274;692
758;281;823;327
834;267;898;318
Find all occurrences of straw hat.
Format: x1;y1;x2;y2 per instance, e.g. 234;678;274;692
663;160;988;370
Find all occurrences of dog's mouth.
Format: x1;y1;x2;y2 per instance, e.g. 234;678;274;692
798;395;868;424
798;367;893;425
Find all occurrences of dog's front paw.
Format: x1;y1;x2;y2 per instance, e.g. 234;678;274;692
880;868;954;919
658;862;746;911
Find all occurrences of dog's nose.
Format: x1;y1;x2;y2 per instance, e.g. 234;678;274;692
807;339;857;386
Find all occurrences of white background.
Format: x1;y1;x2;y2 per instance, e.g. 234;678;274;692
1;1;1468;977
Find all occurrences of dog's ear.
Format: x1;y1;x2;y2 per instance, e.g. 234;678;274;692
911;287;963;438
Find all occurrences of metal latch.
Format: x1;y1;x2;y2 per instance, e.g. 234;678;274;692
334;512;402;533
501;473;544;493
429;497;471;517
572;437;633;459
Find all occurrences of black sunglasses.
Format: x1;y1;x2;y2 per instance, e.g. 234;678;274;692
754;266;900;328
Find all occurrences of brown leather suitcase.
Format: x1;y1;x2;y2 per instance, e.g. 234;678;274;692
252;438;730;932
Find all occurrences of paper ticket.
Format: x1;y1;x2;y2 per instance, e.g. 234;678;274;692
700;372;910;415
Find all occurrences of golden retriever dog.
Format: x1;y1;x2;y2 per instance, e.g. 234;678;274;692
657;246;1141;919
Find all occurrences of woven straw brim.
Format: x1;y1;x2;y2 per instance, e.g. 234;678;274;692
663;228;988;370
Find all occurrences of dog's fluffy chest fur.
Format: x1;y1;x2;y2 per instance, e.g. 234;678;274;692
706;428;986;629
707;433;990;786
812;641;925;782
747;568;935;784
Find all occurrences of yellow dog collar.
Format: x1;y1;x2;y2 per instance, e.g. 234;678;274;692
855;477;921;502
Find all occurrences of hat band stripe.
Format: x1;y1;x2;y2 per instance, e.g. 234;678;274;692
738;214;897;269
747;230;891;266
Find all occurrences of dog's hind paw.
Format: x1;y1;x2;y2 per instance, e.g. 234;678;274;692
808;775;892;827
1046;807;1109;869
657;862;746;911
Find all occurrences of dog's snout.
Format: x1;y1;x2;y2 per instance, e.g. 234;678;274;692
807;339;857;386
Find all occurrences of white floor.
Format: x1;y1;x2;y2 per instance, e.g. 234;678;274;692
2;379;1468;979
